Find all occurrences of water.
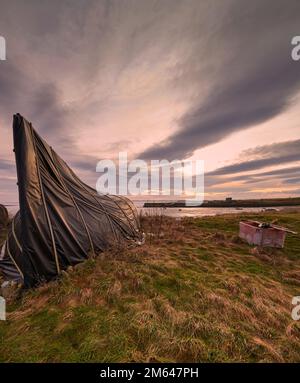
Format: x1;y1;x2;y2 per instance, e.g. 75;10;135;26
133;200;284;217
136;206;283;218
3;201;286;218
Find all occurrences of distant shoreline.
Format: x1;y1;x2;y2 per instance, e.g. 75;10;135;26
144;197;300;208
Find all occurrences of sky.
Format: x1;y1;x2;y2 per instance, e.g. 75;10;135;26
0;0;300;204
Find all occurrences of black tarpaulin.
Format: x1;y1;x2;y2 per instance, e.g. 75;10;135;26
0;114;143;287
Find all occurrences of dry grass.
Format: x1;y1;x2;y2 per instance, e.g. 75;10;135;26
0;211;300;362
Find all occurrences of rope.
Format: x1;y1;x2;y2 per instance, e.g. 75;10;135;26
49;147;95;256
6;235;24;280
30;123;61;274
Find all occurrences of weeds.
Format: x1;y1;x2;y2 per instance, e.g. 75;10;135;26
0;211;300;362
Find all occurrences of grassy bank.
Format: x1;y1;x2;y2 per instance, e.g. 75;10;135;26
1;211;300;362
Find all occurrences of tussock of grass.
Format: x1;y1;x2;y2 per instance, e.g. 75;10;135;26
1;211;300;362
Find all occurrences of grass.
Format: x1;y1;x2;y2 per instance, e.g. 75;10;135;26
1;210;300;362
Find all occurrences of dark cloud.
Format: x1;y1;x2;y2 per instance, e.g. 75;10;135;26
204;140;300;194
207;166;300;186
208;139;300;176
242;139;300;159
0;1;102;153
208;153;300;176
0;159;15;171
207;171;300;188
0;63;30;124
70;154;104;175
1;0;300;201
0;61;71;150
283;177;300;185
242;170;300;185
247;166;300;178
140;0;300;160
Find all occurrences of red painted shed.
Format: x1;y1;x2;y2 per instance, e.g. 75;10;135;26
239;220;296;248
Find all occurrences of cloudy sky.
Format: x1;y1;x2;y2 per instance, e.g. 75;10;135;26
0;0;300;203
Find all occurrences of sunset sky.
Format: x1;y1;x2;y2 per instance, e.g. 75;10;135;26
0;0;300;204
